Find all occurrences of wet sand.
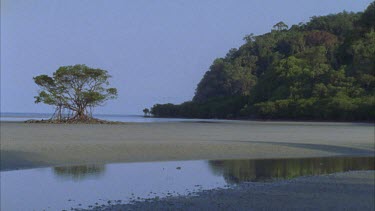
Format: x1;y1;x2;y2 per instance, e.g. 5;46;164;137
1;121;374;171
95;170;375;211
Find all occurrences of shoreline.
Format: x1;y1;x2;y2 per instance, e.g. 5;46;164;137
2;120;374;210
1;119;374;125
148;116;375;124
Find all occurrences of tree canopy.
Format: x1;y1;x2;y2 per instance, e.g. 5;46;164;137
151;2;375;121
34;64;117;121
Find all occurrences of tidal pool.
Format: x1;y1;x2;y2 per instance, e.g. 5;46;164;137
1;156;374;211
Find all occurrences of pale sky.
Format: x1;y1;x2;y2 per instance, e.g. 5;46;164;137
1;0;372;114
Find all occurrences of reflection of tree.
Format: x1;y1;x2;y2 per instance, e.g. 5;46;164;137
208;157;374;184
53;165;106;180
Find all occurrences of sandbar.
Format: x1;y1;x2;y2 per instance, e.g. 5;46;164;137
1;121;374;171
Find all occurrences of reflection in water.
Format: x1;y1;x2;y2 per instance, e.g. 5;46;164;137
53;165;106;180
209;156;375;184
2;157;374;211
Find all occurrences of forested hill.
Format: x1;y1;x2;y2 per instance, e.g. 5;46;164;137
151;2;375;121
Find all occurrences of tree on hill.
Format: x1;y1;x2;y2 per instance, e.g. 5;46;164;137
273;21;288;31
33;64;118;121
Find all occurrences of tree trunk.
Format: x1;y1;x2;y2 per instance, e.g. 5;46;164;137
77;109;86;119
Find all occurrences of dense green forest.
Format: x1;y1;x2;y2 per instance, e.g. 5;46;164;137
151;2;375;121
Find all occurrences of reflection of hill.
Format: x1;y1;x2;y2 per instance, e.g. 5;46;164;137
53;165;106;180
208;157;375;184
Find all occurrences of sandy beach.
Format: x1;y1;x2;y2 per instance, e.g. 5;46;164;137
1;121;374;210
1;121;374;171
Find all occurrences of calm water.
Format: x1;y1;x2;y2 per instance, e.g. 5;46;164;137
1;156;374;211
0;112;226;123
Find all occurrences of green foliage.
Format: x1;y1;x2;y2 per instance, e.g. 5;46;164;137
357;1;375;31
193;58;256;102
152;2;375;121
34;64;117;120
273;21;289;31
348;31;375;76
151;96;248;119
143;108;150;116
304;11;361;39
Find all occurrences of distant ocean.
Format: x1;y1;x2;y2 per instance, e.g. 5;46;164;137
0;112;218;123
